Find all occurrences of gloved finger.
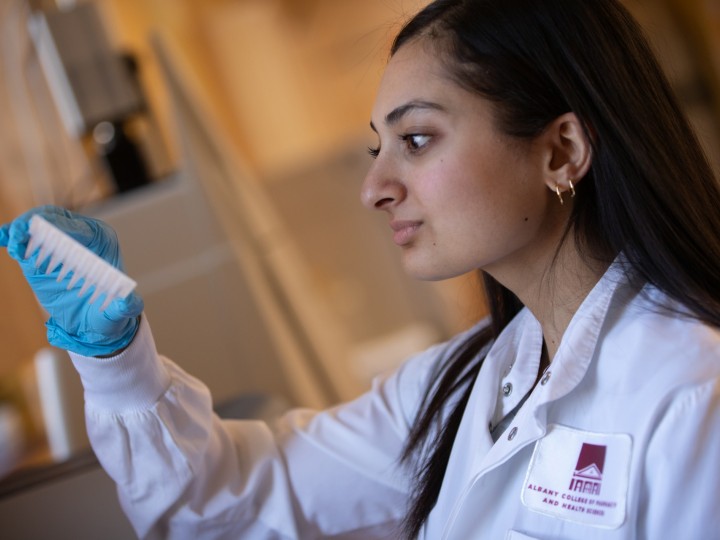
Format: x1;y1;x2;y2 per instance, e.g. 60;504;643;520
8;219;65;276
6;206;96;250
4;218;31;262
103;293;144;322
33;207;122;267
0;223;9;247
30;206;99;247
3;206;61;261
6;206;122;270
16;205;98;249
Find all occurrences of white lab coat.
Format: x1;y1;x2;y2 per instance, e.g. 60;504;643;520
70;262;720;539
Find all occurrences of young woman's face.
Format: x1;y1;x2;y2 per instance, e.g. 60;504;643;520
362;40;562;283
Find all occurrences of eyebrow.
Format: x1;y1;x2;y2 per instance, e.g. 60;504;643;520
370;100;445;132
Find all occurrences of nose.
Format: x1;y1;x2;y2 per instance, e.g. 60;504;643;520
360;160;407;211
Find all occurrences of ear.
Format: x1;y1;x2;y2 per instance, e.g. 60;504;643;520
540;112;592;196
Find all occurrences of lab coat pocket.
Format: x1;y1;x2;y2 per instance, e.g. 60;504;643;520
520;424;631;529
506;530;540;540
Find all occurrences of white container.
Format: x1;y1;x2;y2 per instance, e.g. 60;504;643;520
34;347;89;461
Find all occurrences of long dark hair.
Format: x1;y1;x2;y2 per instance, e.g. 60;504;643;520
393;0;720;536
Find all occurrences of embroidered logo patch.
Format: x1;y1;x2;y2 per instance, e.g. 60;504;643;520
569;443;606;495
521;424;632;529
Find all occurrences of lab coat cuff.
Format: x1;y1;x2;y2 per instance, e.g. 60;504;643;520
70;315;172;413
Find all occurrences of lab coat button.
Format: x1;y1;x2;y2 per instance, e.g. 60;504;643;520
508;427;518;441
502;382;513;396
541;371;551;385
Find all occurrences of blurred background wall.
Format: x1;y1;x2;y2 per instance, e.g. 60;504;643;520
0;0;718;493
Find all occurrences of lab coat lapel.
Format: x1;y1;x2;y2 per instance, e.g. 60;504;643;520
430;261;630;539
479;261;627;474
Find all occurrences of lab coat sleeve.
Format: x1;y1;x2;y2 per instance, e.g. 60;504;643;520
69;315;443;540
641;376;720;538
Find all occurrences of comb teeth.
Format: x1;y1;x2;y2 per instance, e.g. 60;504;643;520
26;215;137;312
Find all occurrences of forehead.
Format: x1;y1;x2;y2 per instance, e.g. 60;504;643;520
385;40;448;83
374;41;446;106
372;40;490;125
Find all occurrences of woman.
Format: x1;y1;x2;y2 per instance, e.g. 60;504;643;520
2;0;720;538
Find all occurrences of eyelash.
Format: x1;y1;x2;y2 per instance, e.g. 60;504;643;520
367;134;431;159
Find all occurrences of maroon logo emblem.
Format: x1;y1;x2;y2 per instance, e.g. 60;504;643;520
569;443;606;495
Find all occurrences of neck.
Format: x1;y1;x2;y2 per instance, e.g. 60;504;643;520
491;235;610;362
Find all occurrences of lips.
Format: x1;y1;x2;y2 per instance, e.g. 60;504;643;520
390;220;422;246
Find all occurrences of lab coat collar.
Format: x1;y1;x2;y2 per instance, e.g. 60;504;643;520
431;260;633;539
472;259;630;474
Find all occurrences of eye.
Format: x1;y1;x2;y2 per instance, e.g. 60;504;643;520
401;133;431;153
367;145;380;159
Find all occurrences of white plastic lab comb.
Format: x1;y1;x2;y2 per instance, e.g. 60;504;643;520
25;215;137;311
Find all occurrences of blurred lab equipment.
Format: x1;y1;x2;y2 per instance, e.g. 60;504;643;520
29;2;153;194
0;404;24;478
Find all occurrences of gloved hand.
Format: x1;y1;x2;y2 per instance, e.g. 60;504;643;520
0;205;143;357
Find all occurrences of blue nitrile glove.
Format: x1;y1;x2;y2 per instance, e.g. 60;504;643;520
0;205;143;357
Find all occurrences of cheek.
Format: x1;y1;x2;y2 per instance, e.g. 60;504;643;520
440;160;512;219
445;170;544;245
414;144;539;225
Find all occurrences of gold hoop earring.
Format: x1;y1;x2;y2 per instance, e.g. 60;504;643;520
555;184;564;205
568;179;576;198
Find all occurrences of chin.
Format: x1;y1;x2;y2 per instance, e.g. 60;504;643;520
402;258;471;282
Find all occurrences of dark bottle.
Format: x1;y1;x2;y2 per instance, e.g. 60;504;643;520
93;120;150;194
